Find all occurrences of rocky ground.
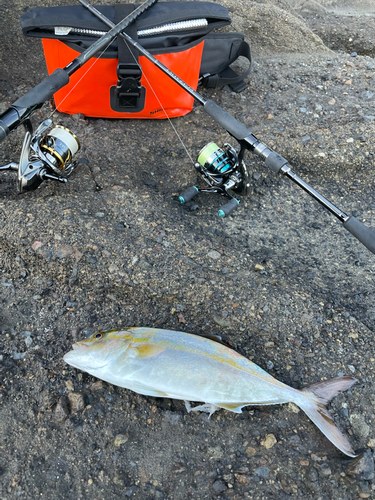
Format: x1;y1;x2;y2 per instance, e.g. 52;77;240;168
0;0;375;499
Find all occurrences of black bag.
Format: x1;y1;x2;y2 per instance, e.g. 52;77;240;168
21;2;252;118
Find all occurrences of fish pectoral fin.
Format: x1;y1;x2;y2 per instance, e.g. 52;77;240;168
127;344;165;359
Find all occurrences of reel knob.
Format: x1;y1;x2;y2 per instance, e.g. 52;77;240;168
218;198;239;218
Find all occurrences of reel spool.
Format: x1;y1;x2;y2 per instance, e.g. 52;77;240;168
0;119;81;193
179;142;250;217
40;126;80;176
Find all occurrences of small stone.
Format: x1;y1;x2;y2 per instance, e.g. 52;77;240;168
95;212;106;218
351;52;357;57
245;446;257;458
235;473;250;485
213;316;231;328
350;414;370;439
327;98;336;105
260;433;277;449
114;433;129;447
255;264;264;271
65;380;74;392
266;360;274;370
345;79;352;85
24;336;33;348
253;172;261;181
208;251;221;260
212;480;227;493
91;380;104;391
254;467;270;478
320;463;332;476
54;396;70;423
68;392;85;413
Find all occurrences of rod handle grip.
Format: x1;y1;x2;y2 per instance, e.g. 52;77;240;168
203;100;250;141
343;216;375;255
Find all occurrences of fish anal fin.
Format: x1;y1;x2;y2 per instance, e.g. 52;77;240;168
128;344;165;359
216;402;247;413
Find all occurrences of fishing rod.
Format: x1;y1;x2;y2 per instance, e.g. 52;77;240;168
75;0;375;256
0;0;157;192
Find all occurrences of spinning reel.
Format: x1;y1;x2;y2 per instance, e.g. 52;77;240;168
179;142;250;217
0;119;80;193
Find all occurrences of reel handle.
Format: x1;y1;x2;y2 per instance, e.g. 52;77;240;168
179;186;199;204
218;198;239;218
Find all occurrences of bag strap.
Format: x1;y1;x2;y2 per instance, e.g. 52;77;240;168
110;4;146;112
200;40;252;93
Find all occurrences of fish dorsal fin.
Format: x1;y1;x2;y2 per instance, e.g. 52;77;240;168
127;344;165;359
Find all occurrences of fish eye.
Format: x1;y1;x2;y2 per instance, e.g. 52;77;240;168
94;332;103;340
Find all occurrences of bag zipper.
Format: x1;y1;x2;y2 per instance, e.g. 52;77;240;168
54;18;208;38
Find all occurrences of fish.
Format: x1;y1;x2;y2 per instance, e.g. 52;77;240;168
63;327;357;457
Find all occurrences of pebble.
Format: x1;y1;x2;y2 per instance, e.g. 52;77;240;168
114;433;129;447
65;380;74;391
207;250;221;260
12;352;26;360
54;396;70;423
212;480;227;493
24;336;33;348
260;434;277;449
255;467;270;478
350;414;370;439
245;446;257;458
95;212;105;218
213;316;231;328
68;392;85;413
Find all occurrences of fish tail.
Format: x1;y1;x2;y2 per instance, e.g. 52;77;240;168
296;376;357;457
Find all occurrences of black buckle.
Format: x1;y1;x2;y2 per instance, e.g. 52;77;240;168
110;63;146;113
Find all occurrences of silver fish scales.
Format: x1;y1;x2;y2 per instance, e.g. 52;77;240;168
63;327;357;457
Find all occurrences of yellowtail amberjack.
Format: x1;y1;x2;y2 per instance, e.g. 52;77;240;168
63;327;357;457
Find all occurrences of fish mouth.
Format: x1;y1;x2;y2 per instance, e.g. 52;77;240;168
71;342;89;351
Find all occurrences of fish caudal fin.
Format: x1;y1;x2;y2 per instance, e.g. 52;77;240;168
297;377;357;457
